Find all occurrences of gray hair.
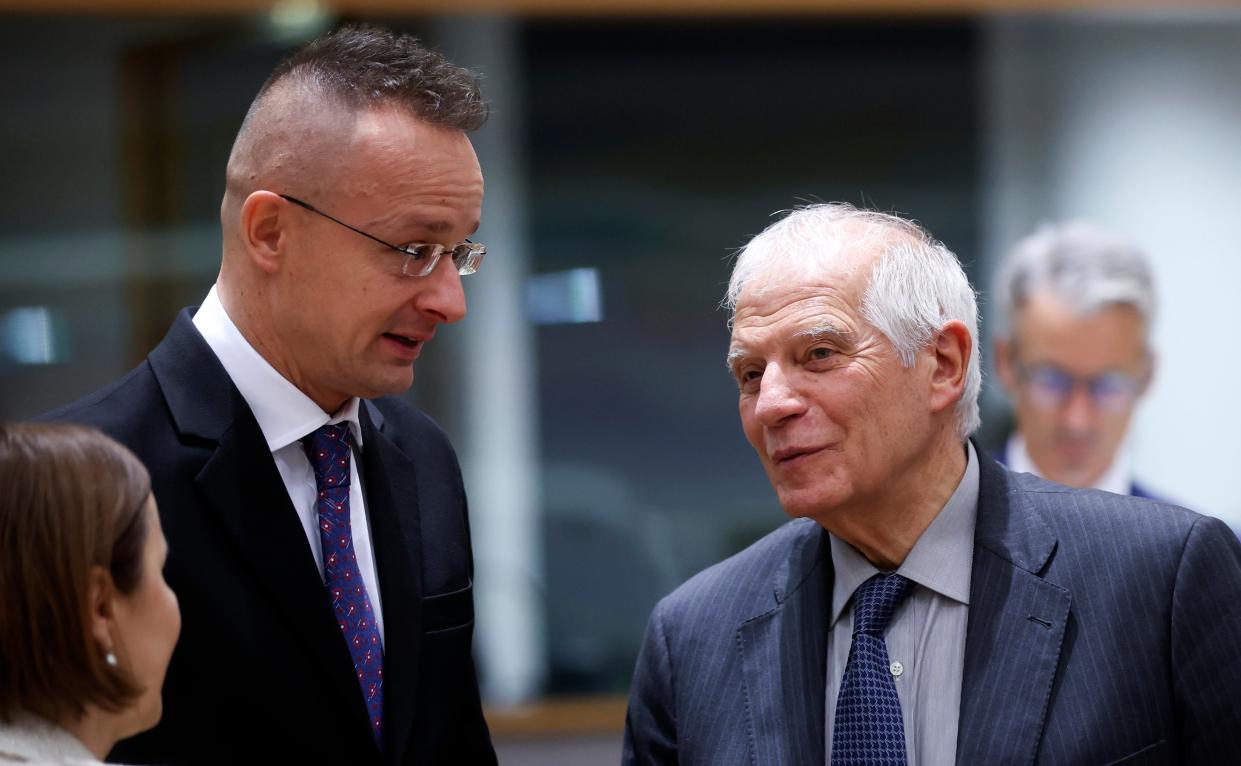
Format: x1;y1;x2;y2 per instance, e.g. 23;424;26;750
725;203;982;440
995;221;1155;342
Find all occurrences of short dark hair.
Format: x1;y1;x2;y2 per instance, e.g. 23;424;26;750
0;423;152;724
260;23;488;132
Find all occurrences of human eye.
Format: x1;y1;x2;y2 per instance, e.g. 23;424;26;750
806;346;837;366
733;364;764;393
397;244;445;277
399;243;436;261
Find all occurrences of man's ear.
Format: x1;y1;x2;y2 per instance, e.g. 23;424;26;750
929;320;971;416
87;566;117;656
239;191;289;275
994;336;1017;394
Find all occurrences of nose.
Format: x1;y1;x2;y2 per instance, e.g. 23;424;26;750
753;364;807;427
415;254;467;324
1058;384;1097;433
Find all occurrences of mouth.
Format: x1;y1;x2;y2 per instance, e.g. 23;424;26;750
383;333;422;349
381;332;429;361
770;446;826;465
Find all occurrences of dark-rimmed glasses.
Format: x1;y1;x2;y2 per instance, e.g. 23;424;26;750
279;194;485;277
1015;362;1145;413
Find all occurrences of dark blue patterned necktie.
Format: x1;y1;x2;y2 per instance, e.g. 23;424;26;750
831;572;914;766
304;423;385;750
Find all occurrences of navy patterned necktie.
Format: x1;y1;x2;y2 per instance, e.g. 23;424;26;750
831;572;914;766
304;423;385;750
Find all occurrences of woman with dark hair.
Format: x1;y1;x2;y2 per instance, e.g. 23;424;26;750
0;423;180;765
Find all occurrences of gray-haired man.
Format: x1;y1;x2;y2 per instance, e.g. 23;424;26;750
992;221;1158;497
623;204;1241;765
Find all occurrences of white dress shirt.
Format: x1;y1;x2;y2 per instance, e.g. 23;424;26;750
1005;432;1132;496
825;441;980;766
193;285;385;644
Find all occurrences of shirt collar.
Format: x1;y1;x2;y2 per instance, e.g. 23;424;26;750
1006;432;1130;495
192;285;364;452
0;712;97;763
829;441;980;627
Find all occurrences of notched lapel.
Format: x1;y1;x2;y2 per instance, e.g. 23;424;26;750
958;547;1070;765
360;404;423;766
194;417;376;744
736;524;830;766
150;314;376;751
958;454;1071;765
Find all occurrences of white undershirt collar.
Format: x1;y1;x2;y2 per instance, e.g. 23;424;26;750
1006;432;1130;495
191;285;363;451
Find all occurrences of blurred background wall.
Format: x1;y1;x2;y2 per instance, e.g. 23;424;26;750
2;2;1238;762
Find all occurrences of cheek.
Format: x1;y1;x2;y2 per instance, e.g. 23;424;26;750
163;587;182;645
739;401;763;447
1100;410;1134;439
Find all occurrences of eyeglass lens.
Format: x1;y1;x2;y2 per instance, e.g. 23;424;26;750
400;243;485;277
1023;365;1141;412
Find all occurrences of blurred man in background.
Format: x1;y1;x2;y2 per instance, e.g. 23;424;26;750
993;221;1159;497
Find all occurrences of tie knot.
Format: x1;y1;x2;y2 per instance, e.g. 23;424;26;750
851;573;912;636
303;423;352;489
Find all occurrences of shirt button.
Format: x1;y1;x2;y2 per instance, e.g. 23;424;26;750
890;661;904;677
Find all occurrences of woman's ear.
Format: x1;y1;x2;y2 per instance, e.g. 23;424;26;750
87;565;117;659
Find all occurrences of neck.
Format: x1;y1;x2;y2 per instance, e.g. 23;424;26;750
1014;433;1113;490
216;274;346;415
825;433;968;570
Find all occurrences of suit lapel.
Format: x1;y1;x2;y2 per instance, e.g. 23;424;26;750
358;402;423;766
957;453;1071;765
148;311;377;752
737;522;831;765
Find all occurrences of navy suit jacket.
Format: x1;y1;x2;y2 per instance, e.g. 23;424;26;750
624;449;1241;764
42;310;496;766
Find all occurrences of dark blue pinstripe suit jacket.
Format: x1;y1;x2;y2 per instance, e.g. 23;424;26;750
624;449;1241;765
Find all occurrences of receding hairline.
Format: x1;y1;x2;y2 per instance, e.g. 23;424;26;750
994;220;1156;341
225;79;481;212
729;213;923;317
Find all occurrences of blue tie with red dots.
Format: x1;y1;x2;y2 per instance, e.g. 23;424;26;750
303;423;384;750
831;572;913;766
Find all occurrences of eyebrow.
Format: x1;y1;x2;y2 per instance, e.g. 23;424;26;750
726;320;852;372
424;219;482;236
422;220;454;234
377;216;481;238
793;321;851;343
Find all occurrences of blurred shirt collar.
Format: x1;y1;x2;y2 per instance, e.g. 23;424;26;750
1006;432;1128;495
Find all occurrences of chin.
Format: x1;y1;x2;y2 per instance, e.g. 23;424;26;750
377;368;417;395
776;487;846;523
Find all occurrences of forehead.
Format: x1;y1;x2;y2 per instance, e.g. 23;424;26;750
332;108;483;208
1014;291;1146;369
730;251;874;344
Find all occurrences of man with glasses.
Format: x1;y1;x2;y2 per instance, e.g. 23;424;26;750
43;25;495;765
993;221;1160;498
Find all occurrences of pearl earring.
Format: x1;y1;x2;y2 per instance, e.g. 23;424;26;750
105;652;118;668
